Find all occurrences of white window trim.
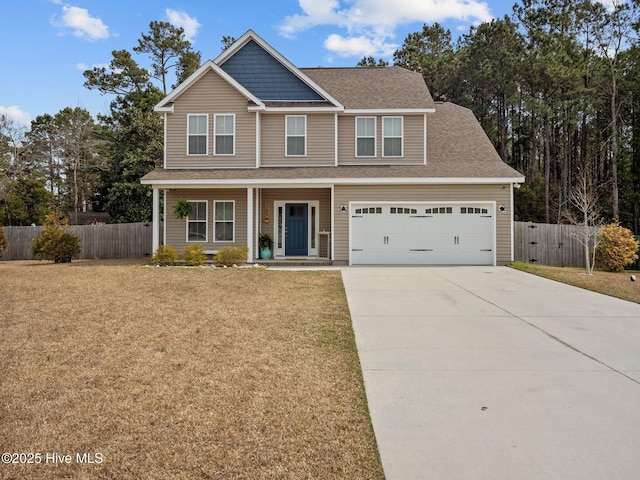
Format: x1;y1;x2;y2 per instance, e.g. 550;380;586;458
285;115;307;157
355;116;377;158
214;113;235;156
187;114;209;156
186;200;208;243
382;116;403;158
213;200;235;243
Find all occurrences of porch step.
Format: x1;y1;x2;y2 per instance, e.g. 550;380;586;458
256;259;333;267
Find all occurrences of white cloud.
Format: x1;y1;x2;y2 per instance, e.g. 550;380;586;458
76;62;110;72
279;0;493;57
324;33;396;58
165;8;201;42
0;106;31;129
52;5;109;41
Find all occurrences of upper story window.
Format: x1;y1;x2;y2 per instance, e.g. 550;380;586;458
356;117;376;157
214;114;235;155
214;201;235;242
187;114;208;155
383;117;403;157
286;115;306;156
187;201;207;242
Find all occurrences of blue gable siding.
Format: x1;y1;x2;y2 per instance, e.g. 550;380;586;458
220;40;324;101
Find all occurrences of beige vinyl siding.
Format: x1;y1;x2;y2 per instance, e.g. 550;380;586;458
166;70;256;169
260;114;335;167
338;115;425;166
333;184;513;265
165;189;248;255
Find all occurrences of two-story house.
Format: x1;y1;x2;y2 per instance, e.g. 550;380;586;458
141;30;524;265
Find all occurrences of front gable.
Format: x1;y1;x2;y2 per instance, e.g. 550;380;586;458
219;40;324;102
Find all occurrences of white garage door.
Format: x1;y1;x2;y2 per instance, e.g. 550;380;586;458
350;203;495;265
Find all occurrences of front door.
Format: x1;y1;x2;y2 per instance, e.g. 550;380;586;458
285;203;308;256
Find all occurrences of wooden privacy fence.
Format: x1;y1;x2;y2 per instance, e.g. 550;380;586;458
0;223;154;261
514;221;598;267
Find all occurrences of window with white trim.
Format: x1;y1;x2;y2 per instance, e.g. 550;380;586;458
286;115;306;156
187;114;208;155
187;201;207;242
214;114;235;155
214;201;234;242
356;117;376;157
383;117;403;157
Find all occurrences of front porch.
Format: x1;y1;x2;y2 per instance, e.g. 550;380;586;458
150;185;334;263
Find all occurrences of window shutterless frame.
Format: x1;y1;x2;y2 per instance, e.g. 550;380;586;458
285;115;306;156
186;200;208;242
382;116;403;157
187;114;208;155
213;200;235;242
214;114;235;156
355;116;376;157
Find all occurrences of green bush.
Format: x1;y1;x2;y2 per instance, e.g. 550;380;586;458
596;223;639;272
184;244;206;266
31;209;81;263
0;225;8;258
214;246;249;267
152;245;179;266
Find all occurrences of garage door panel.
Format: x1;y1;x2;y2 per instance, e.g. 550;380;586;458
351;203;494;265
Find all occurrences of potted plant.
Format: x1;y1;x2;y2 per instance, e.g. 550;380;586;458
173;198;193;219
258;232;273;260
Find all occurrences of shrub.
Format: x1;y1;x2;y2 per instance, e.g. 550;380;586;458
596;223;639;272
31;209;81;263
184;244;206;266
152;245;179;266
0;225;8;258
214;246;248;267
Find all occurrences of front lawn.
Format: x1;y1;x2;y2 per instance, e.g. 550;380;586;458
0;260;384;479
510;261;640;304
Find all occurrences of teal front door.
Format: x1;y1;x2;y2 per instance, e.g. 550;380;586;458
285;203;308;256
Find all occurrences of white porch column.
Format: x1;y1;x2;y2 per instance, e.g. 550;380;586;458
152;187;160;253
247;187;254;261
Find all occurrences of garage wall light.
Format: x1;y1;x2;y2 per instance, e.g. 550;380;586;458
341;205;347;212
499;205;506;212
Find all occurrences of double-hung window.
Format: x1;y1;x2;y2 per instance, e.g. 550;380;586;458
214;114;235;155
383;117;403;157
187;201;207;242
356;117;376;157
187;114;208;155
214;201;234;242
286;115;306;156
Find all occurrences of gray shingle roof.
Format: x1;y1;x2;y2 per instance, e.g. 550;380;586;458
301;66;435;110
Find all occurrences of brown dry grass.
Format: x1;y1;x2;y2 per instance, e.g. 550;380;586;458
0;260;384;480
510;262;640;304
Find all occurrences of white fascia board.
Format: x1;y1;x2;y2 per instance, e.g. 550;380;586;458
344;108;436;115
154;104;174;113
215;30;344;109
154;60;265;112
141;176;525;187
250;106;344;113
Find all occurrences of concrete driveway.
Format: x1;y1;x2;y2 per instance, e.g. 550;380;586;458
341;266;640;480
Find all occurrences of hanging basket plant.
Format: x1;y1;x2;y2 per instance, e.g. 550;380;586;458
173;198;193;219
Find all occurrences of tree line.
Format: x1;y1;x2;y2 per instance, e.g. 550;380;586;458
384;0;640;233
2;1;640;234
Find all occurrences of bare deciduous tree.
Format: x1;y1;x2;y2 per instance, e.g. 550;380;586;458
562;174;602;275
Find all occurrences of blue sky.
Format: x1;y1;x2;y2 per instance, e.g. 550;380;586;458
0;0;518;128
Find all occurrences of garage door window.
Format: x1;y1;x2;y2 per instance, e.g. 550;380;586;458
354;207;382;214
390;207;417;214
461;207;489;214
425;207;453;214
